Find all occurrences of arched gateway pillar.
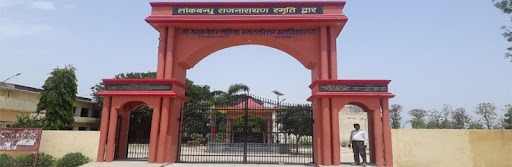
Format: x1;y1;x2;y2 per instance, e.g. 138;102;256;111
96;1;395;166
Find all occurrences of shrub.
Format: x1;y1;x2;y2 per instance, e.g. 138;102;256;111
340;140;349;147
11;114;44;128
300;139;313;145
56;152;90;167
14;153;55;167
0;154;14;167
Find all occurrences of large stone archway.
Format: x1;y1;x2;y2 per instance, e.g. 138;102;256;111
96;1;394;166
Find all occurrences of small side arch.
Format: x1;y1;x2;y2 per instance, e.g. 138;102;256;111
120;101;147;112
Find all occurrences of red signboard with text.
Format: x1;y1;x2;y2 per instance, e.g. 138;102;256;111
0;128;43;152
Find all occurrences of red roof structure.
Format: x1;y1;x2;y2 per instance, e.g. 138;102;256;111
226;98;270;110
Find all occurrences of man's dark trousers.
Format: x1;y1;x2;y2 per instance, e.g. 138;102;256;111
352;141;367;164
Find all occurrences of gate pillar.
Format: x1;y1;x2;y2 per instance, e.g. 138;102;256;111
105;106;118;162
381;99;394;167
162;97;185;163
116;109;131;159
311;97;342;166
97;97;111;162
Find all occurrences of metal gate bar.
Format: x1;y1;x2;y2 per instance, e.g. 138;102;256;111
178;94;313;164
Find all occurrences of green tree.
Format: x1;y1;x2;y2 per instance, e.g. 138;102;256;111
426;105;453;129
426;109;443;129
451;107;471;129
409;108;427;129
211;83;250;106
468;121;485;129
475;103;498;129
503;104;512;129
182;79;215;140
37;65;77;130
389;104;403;129
276;104;313;154
493;0;512;61
11;114;44;128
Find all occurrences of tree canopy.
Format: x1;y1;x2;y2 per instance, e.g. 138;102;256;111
276;104;313;153
409;109;427;129
493;0;512;61
475;103;498;129
503;104;512;129
37;65;78;130
389;104;403;129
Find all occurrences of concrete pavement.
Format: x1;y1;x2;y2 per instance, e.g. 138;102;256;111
82;162;375;167
82;147;375;167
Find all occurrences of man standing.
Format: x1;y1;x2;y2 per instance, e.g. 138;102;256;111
348;123;368;165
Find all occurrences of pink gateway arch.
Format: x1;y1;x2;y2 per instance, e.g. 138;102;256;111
96;1;395;166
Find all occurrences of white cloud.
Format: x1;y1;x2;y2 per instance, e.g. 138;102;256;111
0;19;52;38
0;0;56;10
0;0;23;8
30;0;56;11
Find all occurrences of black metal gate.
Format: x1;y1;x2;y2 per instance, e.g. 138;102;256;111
178;94;313;164
126;106;152;159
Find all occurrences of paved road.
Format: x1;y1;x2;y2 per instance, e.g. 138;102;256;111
83;147;375;167
83;162;375;167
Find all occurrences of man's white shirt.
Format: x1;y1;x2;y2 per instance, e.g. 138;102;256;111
350;129;369;145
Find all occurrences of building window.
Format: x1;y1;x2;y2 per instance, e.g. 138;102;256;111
78;127;87;131
93;109;100;118
90;127;99;131
80;108;89;117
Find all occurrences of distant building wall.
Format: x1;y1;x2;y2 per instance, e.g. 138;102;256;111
392;129;512;167
0;82;100;129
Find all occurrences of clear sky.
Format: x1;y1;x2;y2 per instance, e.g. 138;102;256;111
1;0;511;120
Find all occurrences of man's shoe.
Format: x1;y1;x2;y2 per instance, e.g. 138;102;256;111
361;162;367;166
353;162;361;165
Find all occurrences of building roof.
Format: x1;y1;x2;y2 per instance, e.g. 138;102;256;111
0;82;93;102
227;98;269;110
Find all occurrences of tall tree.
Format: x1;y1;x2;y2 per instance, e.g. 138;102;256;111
475;103;498;129
409;109;427;129
211;83;250;106
389;104;403;129
503;104;512;129
451;107;471;129
426;109;444;129
37;65;78;130
276;104;313;154
493;0;512;61
182;79;215;140
436;104;454;129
